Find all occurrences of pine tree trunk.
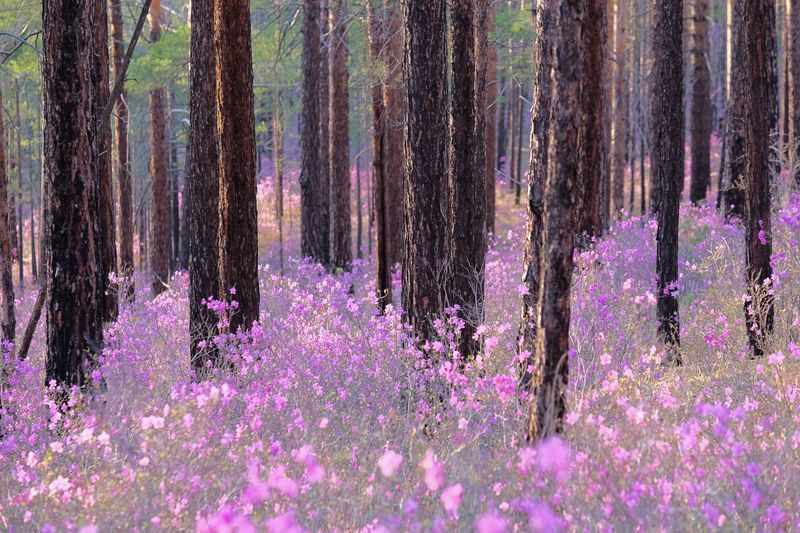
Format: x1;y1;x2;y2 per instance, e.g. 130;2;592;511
793;0;800;188
742;0;776;357
188;0;220;370
14;87;24;289
485;2;497;236
653;0;683;360
690;0;712;204
95;0;116;319
723;0;746;218
300;0;329;264
318;0;332;267
367;0;391;312
168;91;180;274
329;0;351;271
383;0;405;268
0;87;15;346
497;77;508;176
214;0;260;332
577;0;608;240
519;0;556;394
612;0;629;216
449;0;488;358
527;0;583;441
43;0;105;389
402;0;449;344
149;0;169;296
273;90;285;274
111;0;134;299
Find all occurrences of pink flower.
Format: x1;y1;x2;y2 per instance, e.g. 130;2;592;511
536;436;570;482
475;510;508;533
378;449;403;477
768;352;784;365
420;449;445;491
440;483;463;517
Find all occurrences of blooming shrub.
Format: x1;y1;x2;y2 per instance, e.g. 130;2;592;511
1;185;799;531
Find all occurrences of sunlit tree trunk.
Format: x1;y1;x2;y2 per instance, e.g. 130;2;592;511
149;0;169;296
653;0;683;360
402;0;449;344
214;0;260;332
527;0;584;441
43;0;105;389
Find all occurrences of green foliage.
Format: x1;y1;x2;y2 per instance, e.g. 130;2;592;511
127;22;190;94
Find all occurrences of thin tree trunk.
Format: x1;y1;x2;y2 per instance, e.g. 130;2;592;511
319;0;332;267
149;0;169;296
514;84;525;205
497;76;508;175
485;2;497;235
527;0;584;442
449;0;488;358
519;0;556;394
793;0;800;188
742;0;776;357
0;87;16;346
273;89;285;274
111;0;134;299
168;91;180;274
43;0;105;389
26;113;37;283
367;0;391;311
402;0;449;344
613;0;629;216
653;0;683;360
214;0;260;332
188;0;221;370
383;0;405;268
690;0;712;204
329;0;351;271
723;0;746;219
14;86;24;289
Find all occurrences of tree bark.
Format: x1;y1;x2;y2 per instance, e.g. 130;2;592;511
690;0;712;204
43;0;105;389
300;0;329;264
401;0;449;344
449;0;488;358
318;0;332;267
652;0;683;360
329;0;351;271
273;90;285;274
214;0;260;332
367;0;391;312
527;0;583;442
96;0;116;319
168;91;180;274
612;0;629;216
793;0;800;188
723;0;746;218
111;0;134;299
188;0;221;370
13;86;24;290
383;0;405;268
519;0;556;394
577;0;608;240
0;87;16;346
485;3;497;235
149;0;169;296
742;0;776;357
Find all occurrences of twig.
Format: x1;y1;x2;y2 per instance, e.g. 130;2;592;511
17;286;45;361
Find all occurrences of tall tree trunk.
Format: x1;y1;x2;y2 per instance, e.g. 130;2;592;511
111;0;134;299
723;0;746;218
485;3;497;235
519;0;556;394
188;0;220;370
612;0;629;216
43;0;105;389
26;123;37;283
527;0;584;441
742;0;776;357
402;0;449;344
149;0;169;296
367;0;391;312
602;0;614;228
273;90;285;274
653;0;683;360
449;0;488;358
14;86;24;289
214;0;260;332
95;0;116;319
514;84;526;205
383;0;405;268
7;131;17;288
577;0;608;240
329;0;351;271
690;0;712;204
0;87;15;346
300;0;328;264
497;77;508;176
168;91;180;274
793;0;800;188
318;0;332;267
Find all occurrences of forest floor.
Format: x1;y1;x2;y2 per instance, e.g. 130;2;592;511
2;158;800;530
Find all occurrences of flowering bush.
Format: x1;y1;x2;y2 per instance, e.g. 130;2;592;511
1;183;799;530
